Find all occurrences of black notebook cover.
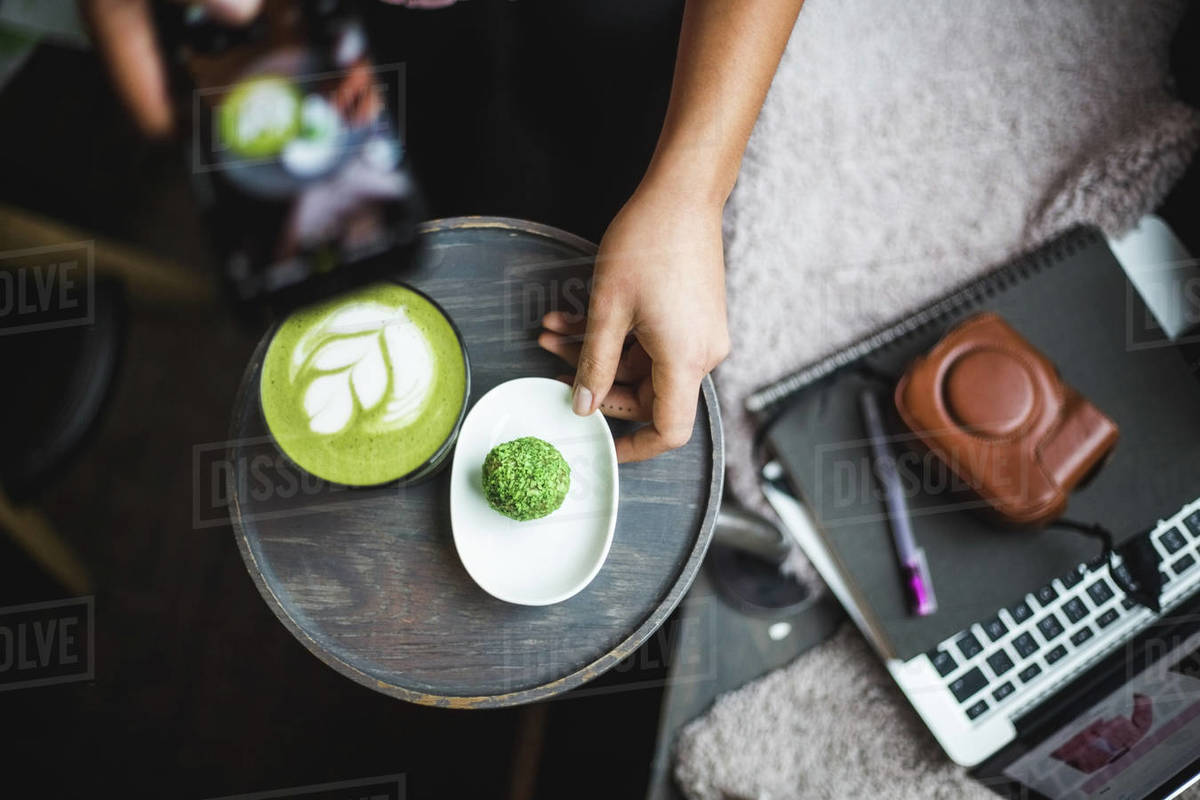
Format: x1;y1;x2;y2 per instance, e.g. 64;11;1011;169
760;227;1200;661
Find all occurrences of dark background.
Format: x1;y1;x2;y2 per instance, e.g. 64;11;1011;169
1;1;1198;798
0;1;690;797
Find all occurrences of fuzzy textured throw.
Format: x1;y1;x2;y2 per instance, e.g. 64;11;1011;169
680;0;1200;796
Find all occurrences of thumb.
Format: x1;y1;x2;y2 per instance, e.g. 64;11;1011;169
573;300;630;416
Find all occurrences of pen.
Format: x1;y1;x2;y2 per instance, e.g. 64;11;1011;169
859;390;938;617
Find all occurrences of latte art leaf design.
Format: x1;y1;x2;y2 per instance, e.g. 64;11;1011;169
290;301;436;436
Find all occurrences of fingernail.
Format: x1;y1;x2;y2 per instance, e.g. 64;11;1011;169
572;384;593;416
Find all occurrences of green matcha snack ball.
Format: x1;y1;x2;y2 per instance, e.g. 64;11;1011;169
482;437;571;521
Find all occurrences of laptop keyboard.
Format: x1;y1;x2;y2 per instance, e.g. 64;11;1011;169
921;503;1200;724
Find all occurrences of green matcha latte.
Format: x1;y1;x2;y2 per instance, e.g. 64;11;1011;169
260;283;468;486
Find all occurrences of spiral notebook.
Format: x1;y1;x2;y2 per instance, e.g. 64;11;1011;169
756;226;1200;660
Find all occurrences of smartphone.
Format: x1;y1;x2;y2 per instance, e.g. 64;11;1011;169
156;0;424;318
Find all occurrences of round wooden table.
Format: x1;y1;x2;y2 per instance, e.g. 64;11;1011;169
229;217;723;707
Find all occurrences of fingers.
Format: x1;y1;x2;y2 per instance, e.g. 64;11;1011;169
597;381;654;421
614;364;700;463
540;308;647;420
571;300;630;417
537;331;581;366
538;332;650;385
541;310;586;335
551;344;703;454
610;341;652;385
552;375;652;422
333;61;383;126
84;0;173;137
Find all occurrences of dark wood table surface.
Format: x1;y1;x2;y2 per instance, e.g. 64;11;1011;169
229;216;723;707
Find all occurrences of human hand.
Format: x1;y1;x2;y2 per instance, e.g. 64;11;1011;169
538;183;729;463
81;0;263;137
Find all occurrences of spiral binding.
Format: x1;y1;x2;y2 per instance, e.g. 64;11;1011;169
745;226;1104;416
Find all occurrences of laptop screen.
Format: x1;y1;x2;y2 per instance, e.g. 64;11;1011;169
990;626;1200;799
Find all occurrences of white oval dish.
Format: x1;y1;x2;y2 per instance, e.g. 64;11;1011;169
450;377;619;606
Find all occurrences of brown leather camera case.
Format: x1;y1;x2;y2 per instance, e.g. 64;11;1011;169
894;312;1119;526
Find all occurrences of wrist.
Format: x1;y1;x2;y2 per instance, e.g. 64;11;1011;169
637;145;735;214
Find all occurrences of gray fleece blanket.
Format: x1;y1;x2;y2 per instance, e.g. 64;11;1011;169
678;0;1200;796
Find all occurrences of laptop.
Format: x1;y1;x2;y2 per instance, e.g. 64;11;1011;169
753;220;1200;798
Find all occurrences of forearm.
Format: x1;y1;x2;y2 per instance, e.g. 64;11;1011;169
556;0;793;455
642;0;804;207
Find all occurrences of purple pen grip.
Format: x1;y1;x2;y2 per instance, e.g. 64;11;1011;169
906;563;936;617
